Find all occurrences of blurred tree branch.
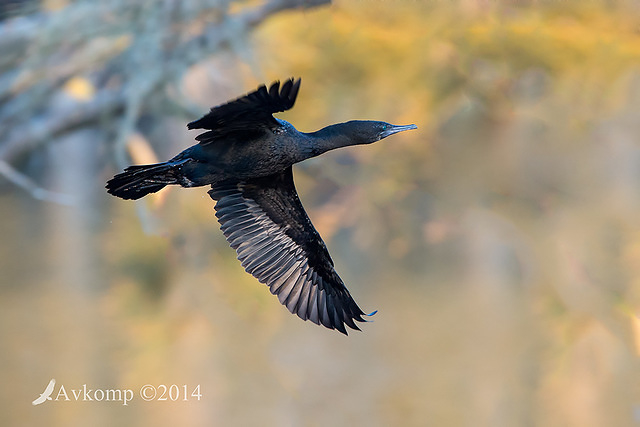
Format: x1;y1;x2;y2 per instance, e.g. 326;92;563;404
0;158;75;204
0;0;330;194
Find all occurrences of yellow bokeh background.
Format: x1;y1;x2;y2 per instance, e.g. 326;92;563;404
3;1;640;426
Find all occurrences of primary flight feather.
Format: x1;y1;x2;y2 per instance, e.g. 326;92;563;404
107;78;417;334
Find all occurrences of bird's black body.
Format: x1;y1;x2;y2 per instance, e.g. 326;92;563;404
107;78;416;334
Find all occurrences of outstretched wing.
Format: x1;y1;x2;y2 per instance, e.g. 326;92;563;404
32;379;56;405
32;395;46;405
188;78;301;144
209;167;373;334
43;379;56;395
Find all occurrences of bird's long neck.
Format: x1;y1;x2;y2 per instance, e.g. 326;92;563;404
301;123;357;159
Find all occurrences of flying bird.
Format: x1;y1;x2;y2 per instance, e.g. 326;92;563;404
106;78;417;334
32;379;56;405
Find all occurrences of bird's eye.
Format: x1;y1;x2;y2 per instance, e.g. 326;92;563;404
382;124;388;130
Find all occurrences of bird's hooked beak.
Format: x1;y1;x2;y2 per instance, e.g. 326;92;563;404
381;123;418;139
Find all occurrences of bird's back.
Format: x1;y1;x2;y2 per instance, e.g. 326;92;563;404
176;119;309;185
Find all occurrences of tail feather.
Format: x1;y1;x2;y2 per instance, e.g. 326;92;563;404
106;162;178;200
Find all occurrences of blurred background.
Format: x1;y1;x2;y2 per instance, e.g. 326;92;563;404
2;0;640;425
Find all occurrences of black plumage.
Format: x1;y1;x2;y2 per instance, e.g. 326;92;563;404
188;78;300;142
106;78;417;334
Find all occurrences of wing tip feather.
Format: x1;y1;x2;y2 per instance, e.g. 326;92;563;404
209;173;373;336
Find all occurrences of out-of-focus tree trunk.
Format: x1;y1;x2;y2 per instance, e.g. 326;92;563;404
45;128;111;424
0;3;330;424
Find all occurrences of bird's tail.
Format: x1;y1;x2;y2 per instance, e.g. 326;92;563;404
106;162;181;200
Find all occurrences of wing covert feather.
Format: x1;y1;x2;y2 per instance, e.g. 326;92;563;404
209;167;373;334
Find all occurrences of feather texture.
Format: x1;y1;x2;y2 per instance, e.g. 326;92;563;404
188;78;301;144
209;167;373;334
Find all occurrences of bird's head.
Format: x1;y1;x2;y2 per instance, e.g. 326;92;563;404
342;120;418;145
306;120;418;158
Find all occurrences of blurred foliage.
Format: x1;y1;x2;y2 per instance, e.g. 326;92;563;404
3;0;640;426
